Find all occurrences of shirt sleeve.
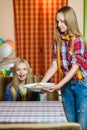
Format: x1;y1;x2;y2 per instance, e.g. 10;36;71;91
71;37;87;69
5;83;13;101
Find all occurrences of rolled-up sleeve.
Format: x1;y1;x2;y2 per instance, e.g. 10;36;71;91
71;37;86;68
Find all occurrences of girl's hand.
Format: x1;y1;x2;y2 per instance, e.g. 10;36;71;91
41;84;59;93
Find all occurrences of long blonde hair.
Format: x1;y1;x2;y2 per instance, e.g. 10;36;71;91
11;59;31;100
55;6;87;47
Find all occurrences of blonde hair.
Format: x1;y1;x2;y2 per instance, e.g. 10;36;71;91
11;59;31;100
55;6;87;47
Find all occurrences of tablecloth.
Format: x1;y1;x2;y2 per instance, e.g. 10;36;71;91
0;101;67;124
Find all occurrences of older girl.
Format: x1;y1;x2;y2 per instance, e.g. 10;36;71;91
41;6;87;130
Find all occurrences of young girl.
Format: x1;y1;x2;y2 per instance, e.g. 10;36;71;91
5;59;40;101
41;6;87;130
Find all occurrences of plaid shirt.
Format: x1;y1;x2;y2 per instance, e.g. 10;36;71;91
52;37;87;80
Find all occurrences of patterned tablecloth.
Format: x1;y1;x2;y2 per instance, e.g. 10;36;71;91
0;101;67;124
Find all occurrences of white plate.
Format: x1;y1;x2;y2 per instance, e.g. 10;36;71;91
24;82;55;92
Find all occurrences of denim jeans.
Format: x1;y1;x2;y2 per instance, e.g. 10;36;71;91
61;80;87;130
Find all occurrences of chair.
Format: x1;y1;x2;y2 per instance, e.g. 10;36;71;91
0;123;82;130
0;76;13;101
0;76;4;100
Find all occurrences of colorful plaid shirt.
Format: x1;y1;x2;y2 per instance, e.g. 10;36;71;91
52;37;87;80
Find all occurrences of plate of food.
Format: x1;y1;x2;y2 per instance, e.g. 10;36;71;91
24;82;55;92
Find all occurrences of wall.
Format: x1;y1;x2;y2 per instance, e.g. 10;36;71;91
84;0;87;39
0;0;15;41
68;0;84;34
0;0;84;44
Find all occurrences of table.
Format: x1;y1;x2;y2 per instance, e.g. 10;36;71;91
0;101;67;124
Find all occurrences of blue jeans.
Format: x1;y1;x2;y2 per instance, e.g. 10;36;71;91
61;80;87;130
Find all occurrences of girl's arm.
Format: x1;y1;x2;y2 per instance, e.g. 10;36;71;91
44;64;79;92
5;83;13;101
41;60;58;83
56;64;79;89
